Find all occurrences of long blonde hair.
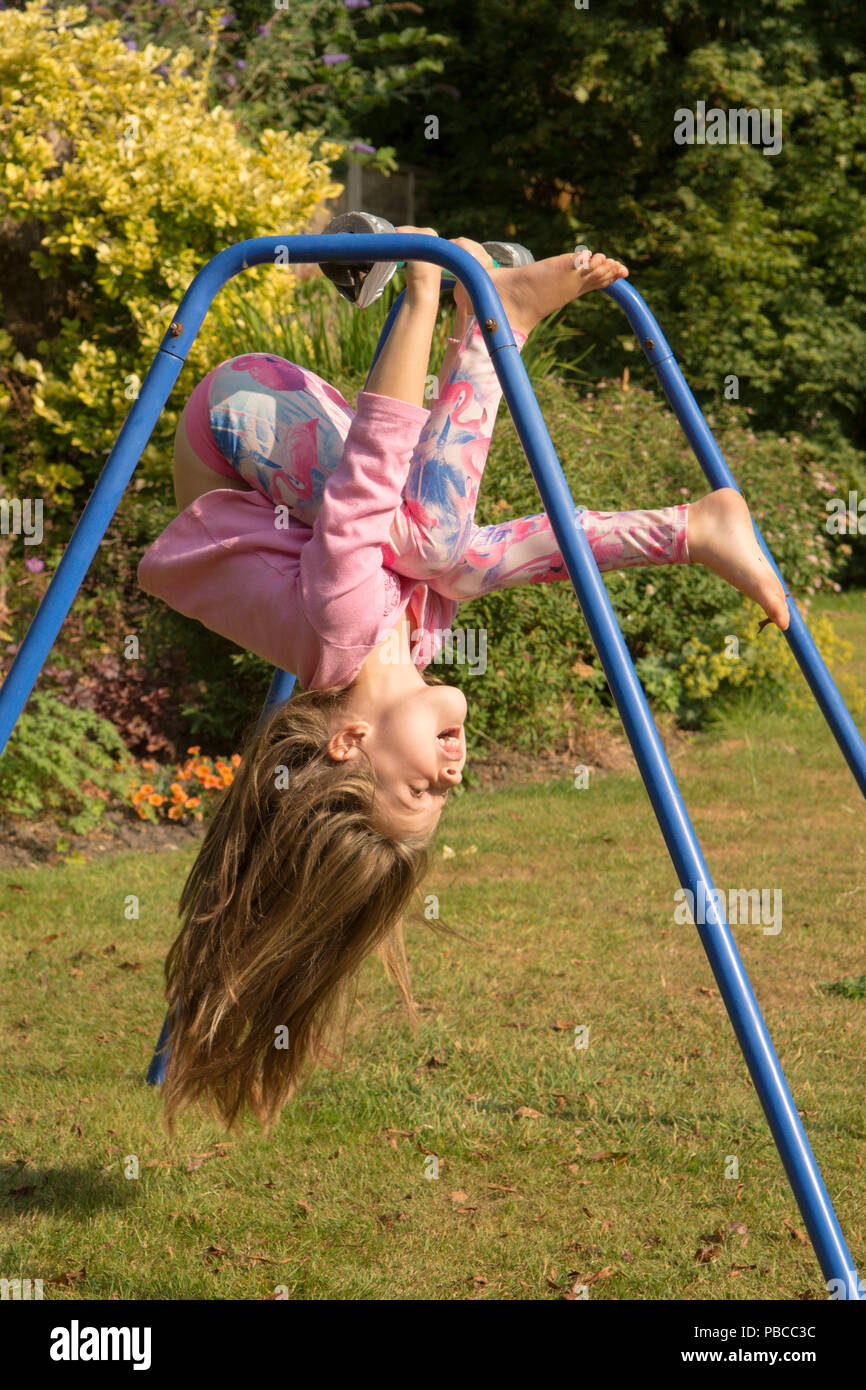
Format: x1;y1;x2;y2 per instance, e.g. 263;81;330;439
160;680;456;1131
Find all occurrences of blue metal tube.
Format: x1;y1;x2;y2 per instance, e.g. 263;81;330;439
478;328;862;1296
604;279;866;803
2;233;858;1294
0;236;510;756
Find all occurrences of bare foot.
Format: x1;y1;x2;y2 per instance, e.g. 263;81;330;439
487;250;629;335
495;251;628;334
687;488;791;631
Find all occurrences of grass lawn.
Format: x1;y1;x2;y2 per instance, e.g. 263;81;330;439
1;591;865;1301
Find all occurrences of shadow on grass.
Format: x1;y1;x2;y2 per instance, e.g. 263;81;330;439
0;1163;137;1217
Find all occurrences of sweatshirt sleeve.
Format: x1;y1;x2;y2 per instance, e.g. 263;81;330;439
298;389;429;647
136;489;320;685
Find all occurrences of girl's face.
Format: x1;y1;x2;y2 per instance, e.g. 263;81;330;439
341;683;468;838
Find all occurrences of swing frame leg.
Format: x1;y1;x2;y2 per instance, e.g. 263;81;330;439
0;234;860;1298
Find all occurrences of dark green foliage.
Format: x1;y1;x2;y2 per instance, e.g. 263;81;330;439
0;690;136;832
363;0;866;479
822;973;866;998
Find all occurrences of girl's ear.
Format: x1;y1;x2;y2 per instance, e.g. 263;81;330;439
327;721;371;761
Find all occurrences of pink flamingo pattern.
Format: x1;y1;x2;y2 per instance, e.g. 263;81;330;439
190;320;689;600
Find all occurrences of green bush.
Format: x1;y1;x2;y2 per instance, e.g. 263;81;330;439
101;0;450;178
0;690;137;832
0;1;340;518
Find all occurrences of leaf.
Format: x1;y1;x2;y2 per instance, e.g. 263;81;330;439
450;1190;469;1203
514;1106;543;1120
8;1184;37;1197
695;1243;722;1264
588;1150;633;1163
46;1267;86;1287
782;1217;807;1245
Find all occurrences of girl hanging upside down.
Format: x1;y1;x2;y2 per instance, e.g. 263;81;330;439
138;229;790;1131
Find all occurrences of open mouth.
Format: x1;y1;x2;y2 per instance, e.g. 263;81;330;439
436;727;463;759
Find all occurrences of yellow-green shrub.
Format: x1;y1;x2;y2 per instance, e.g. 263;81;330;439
677;600;866;720
1;1;341;508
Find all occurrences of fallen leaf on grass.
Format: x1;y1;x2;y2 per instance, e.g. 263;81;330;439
484;1182;521;1193
564;1265;616;1292
588;1150;633;1164
47;1268;86;1287
384;1128;414;1147
695;1243;722;1264
551;1019;576;1031
8;1184;37;1198
730;1264;758;1277
450;1190;469;1203
203;1245;228;1263
118;961;143;972
377;1211;409;1229
185;1143;235;1173
417;1055;447;1071
514;1106;542;1120
782;1217;807;1245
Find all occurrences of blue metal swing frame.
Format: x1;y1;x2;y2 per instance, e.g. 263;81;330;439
1;233;863;1298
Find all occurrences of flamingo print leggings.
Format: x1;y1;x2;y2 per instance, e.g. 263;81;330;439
182;313;690;600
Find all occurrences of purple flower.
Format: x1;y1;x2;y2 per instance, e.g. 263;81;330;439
344;1;371;7
256;23;269;36
25;557;44;574
236;58;246;70
352;141;376;155
322;53;350;66
225;73;237;88
218;11;235;26
124;39;137;51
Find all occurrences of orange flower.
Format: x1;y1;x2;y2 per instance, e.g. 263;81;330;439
187;746;201;755
186;796;201;808
230;754;241;767
170;782;186;800
148;793;166;807
168;804;184;820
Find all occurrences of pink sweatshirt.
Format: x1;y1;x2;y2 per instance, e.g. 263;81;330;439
137;391;459;690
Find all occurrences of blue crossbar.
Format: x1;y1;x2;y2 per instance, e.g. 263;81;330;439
1;234;862;1298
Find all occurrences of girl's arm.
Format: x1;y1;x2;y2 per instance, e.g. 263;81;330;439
364;226;441;408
